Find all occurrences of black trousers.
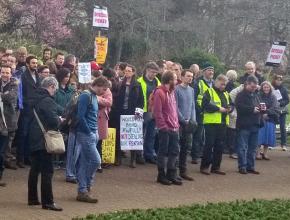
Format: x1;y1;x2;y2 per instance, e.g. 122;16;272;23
201;124;227;171
226;127;236;155
28;150;54;205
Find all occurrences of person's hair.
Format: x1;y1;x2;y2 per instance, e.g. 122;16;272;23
156;60;166;69
64;54;76;65
126;64;136;73
38;65;49;74
91;76;110;88
41;76;59;89
245;61;256;68
215;74;228;83
102;68;116;79
143;61;159;75
43;47;52;55
161;71;175;84
26;55;37;64
0;65;12;72
55;68;71;84
173;62;183;70
118;62;127;71
1;53;9;59
17;46;27;55
55;52;64;59
260;81;273;94
245;75;258;84
181;69;193;77
272;74;283;81
92;70;101;78
0;47;6;53
226;70;238;81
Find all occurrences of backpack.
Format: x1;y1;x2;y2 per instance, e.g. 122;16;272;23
60;90;93;133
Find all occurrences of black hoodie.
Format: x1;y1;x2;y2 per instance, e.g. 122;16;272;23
28;88;60;152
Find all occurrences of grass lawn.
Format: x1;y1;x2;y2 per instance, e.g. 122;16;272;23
73;199;290;220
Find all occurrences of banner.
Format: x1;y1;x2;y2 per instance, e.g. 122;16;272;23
95;36;108;64
266;41;287;67
78;62;91;83
93;7;109;28
102;128;116;164
120;115;143;151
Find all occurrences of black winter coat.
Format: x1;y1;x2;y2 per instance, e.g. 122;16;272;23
239;72;265;85
29;88;61;153
0;78;19;132
235;89;262;129
115;77;144;115
21;69;41;115
259;92;280;124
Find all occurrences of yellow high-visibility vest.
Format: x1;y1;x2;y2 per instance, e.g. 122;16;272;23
197;80;210;107
203;88;230;125
138;76;161;112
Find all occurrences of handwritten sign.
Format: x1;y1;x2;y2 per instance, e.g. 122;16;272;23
102;128;116;164
78;62;91;83
266;42;287;67
120;115;143;151
95;36;108;64
93;7;109;28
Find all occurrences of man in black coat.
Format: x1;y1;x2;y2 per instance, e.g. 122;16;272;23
16;55;41;168
236;75;262;175
239;61;265;85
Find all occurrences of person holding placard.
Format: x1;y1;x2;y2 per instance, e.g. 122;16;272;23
114;64;144;168
271;74;289;151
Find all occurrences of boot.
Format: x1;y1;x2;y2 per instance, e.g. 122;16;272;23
76;192;98;203
157;168;172;185
130;151;136;168
166;169;182;185
180;172;194;181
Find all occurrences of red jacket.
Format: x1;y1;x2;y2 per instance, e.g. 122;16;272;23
153;85;179;131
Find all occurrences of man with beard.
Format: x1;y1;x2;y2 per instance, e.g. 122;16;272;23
16;56;41;168
153;71;181;186
42;47;53;64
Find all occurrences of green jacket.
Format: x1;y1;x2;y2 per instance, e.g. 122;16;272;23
54;85;75;115
138;76;161;112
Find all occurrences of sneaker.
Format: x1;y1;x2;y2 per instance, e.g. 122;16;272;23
76;192;98;203
282;146;287;151
200;168;211;175
229;154;238;159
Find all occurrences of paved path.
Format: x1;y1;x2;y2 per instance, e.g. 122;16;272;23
0;150;290;220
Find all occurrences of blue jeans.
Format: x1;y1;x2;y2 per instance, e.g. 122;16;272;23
76;132;101;193
280;114;287;146
143;113;157;160
66;131;77;181
237;127;259;171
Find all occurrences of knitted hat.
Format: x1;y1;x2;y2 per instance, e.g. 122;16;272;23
202;62;214;71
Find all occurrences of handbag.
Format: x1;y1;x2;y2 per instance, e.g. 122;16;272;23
33;109;65;154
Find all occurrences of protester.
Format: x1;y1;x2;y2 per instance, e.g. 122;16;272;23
0;66;19;170
156;60;167;81
115;62;127;82
257;81;279;160
28;77;62;211
225;70;239;159
42;47;53;64
236;76;262;174
200;74;232;175
175;69;196;181
271;74;289;151
154;71;181;185
38;65;50;81
75;76;110;203
190;64;200;80
138;62;160;164
114;64;144;167
7;54;17;71
15;47;28;70
192;62;214;164
96;69;113;171
16;55;40;168
239;61;265;85
172;63;182;84
47;52;65;75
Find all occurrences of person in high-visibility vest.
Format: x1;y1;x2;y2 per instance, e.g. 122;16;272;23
137;62;161;164
191;62;214;164
200;74;233;175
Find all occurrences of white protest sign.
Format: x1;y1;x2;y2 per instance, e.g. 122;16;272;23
273;89;283;101
120;115;143;151
78;62;91;84
93;7;109;28
266;42;287;67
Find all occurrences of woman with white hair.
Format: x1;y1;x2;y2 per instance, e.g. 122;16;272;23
257;81;279;160
225;70;238;93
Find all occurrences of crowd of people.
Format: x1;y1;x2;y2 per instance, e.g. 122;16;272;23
0;46;289;212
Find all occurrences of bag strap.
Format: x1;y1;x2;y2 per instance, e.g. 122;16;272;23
33;109;46;133
0;97;7;128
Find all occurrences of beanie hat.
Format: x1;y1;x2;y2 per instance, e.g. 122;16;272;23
202;62;214;71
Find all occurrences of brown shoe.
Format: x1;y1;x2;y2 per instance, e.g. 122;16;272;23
180;173;194;181
0;181;6;187
247;170;260;175
200;168;210;175
211;170;226;175
76;192;98;203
